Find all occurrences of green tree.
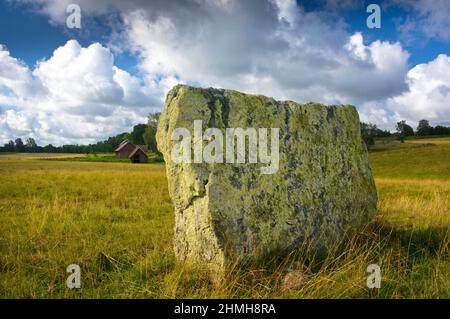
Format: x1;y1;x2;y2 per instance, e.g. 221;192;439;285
360;122;391;148
396;120;414;143
416;119;432;136
434;125;450;135
14;138;25;152
360;122;376;147
25;137;37;152
143;125;157;152
143;112;160;152
129;124;147;145
3;140;15;152
396;120;414;138
43;144;57;153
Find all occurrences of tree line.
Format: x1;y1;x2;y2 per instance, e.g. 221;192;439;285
361;119;450;146
0;113;161;154
2;115;449;153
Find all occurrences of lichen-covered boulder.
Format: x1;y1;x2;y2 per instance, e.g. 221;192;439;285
157;84;377;268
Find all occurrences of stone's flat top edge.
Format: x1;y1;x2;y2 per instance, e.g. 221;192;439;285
167;84;357;110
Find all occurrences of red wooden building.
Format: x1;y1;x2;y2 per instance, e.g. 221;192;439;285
114;139;148;163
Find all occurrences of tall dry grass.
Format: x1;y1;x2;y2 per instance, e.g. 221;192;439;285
0;138;449;298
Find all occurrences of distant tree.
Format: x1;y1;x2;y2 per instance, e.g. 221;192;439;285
360;122;391;148
396;120;414;142
143;112;160;152
25;137;38;152
1;118;169;154
3;140;15;152
129;124;147;145
143;125;157;152
14;138;25;152
434;125;450;136
43;144;57;153
360;122;376;147
416;119;433;136
103;132;130;151
375;129;392;138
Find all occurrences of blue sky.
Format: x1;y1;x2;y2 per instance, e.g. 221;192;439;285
0;1;139;72
0;0;449;145
1;1;447;70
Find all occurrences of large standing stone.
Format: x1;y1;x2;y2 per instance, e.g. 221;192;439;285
156;84;377;268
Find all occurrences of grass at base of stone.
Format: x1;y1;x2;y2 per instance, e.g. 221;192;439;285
0;138;449;298
160;218;449;299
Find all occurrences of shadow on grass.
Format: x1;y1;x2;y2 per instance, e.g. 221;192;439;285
210;219;449;298
374;220;449;257
136;218;448;298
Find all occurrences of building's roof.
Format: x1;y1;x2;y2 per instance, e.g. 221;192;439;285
128;145;148;159
114;139;133;152
137;145;149;152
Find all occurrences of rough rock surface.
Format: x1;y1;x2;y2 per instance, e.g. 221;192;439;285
157;84;377;268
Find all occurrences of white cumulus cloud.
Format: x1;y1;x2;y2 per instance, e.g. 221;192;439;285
3;0;449;143
0;40;160;145
387;54;450;125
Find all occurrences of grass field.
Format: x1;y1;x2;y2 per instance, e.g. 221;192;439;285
39;152;164;163
0;138;449;298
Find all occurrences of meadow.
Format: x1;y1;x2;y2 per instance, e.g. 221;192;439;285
0;138;449;298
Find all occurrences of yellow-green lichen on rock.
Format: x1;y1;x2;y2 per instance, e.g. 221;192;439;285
156;84;377;269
